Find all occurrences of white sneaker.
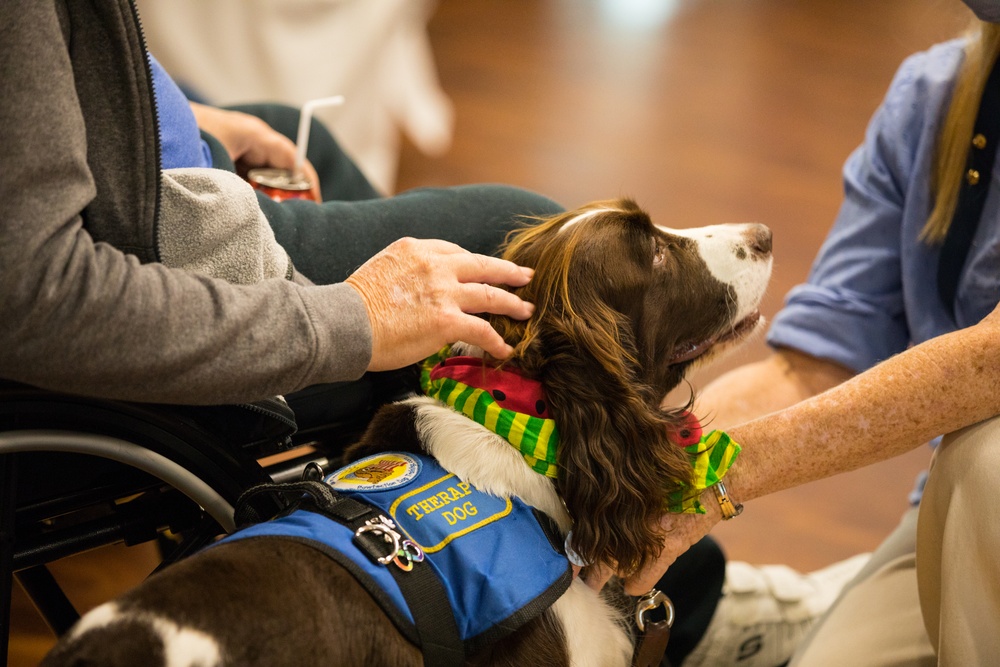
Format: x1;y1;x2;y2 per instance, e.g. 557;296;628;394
680;553;870;667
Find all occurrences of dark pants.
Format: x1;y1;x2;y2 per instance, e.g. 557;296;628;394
206;104;723;665
207;103;563;284
660;535;727;665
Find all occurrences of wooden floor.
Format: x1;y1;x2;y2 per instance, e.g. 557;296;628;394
10;0;971;664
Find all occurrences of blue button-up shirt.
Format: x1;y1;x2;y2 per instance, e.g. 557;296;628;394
769;39;1000;371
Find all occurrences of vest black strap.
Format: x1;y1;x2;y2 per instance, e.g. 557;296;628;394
385;554;465;667
233;480;466;667
937;53;1000;316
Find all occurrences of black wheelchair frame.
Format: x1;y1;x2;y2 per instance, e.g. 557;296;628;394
0;370;416;667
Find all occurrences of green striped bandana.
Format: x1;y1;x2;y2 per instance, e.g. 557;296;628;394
421;347;561;479
666;430;742;514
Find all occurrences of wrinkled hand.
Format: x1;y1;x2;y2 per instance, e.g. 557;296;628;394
568;494;722;595
189;102;322;201
622;495;722;595
345;238;535;371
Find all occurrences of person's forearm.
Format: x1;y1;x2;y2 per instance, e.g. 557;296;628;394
726;322;1000;502
695;348;854;428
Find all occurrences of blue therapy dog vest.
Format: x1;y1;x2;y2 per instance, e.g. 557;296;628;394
220;452;571;652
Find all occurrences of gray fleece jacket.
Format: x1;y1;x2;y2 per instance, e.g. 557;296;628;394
0;0;372;404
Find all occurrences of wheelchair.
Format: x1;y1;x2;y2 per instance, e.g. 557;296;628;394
0;368;417;667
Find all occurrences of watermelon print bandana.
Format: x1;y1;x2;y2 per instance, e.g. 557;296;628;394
421;347;560;478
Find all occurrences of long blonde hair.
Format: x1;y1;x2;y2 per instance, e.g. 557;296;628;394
923;20;1000;243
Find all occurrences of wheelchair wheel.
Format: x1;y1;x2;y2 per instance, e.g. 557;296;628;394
0;385;281;664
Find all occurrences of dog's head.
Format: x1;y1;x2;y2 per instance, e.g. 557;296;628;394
490;198;771;575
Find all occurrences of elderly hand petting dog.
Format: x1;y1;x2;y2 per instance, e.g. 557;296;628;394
189;96;542;366
190;78;538;369
346;238;535;369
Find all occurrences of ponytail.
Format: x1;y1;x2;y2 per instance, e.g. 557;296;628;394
923;20;1000;243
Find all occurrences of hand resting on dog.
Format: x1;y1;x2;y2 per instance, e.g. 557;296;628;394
346;237;535;370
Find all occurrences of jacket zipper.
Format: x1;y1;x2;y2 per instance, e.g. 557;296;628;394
126;0;164;263
124;0;297;441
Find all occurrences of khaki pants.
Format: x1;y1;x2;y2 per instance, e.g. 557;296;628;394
789;416;1000;666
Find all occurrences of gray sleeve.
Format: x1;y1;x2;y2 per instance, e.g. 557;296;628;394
0;2;372;404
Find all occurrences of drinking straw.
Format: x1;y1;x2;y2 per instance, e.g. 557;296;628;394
294;95;346;177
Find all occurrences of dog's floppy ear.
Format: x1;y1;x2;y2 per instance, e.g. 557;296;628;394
491;203;694;576
533;307;692;576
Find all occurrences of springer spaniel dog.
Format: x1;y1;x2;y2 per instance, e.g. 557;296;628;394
42;198;772;667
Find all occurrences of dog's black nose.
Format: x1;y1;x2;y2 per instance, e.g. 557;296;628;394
746;224;772;257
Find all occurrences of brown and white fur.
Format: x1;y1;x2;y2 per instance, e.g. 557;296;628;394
42;199;772;667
